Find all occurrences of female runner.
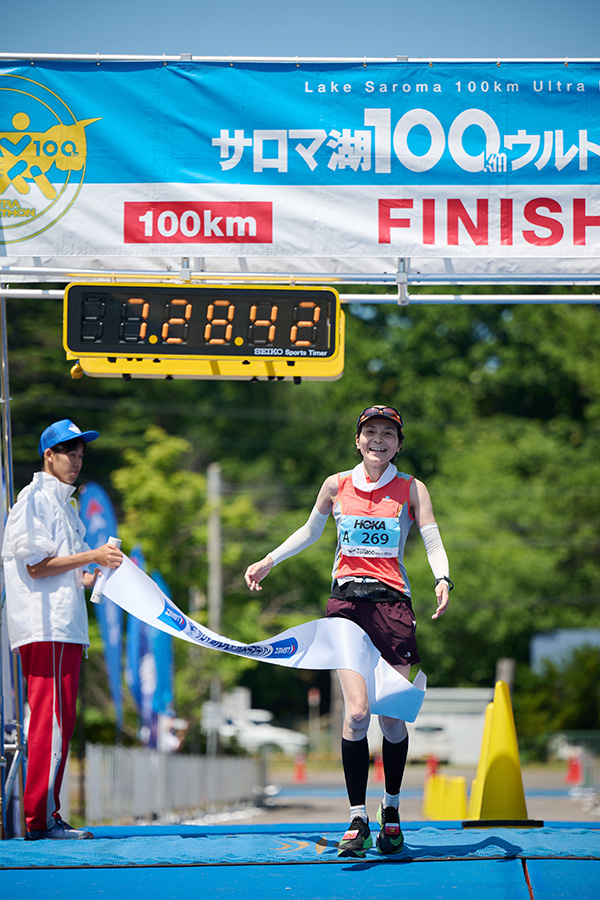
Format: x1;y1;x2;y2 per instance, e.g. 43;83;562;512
245;405;452;858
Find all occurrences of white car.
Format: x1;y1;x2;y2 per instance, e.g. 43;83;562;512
218;711;308;756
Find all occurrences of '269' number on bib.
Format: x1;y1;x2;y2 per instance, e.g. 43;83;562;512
339;515;400;558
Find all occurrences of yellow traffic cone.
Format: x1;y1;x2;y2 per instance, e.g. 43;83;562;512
467;701;493;819
463;680;543;828
422;771;434;819
439;775;451;820
447;776;468;820
427;773;445;820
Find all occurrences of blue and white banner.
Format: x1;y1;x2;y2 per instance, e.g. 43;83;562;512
100;555;427;722
1;59;599;267
78;482;123;728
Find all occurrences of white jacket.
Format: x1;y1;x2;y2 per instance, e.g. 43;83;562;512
1;472;90;651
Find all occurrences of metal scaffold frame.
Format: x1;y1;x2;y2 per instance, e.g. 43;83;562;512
1;262;599;303
1;50;599;835
0;259;599;833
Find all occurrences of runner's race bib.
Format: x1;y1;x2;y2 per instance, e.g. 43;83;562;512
339;514;400;558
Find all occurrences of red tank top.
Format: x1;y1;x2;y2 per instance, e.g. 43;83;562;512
332;469;415;594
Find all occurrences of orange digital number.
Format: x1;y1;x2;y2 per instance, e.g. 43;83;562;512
162;298;193;344
204;299;235;345
248;302;278;345
290;301;320;347
122;297;150;340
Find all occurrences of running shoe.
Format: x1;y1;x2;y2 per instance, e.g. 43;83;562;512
25;818;93;840
376;803;404;855
337;816;373;858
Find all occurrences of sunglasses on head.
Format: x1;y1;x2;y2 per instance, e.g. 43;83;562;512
357;406;404;430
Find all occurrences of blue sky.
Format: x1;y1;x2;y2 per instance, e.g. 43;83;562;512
3;0;600;59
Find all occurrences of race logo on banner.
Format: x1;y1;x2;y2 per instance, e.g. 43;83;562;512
0;73;100;245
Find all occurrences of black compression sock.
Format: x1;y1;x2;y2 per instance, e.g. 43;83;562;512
341;737;370;807
382;735;409;796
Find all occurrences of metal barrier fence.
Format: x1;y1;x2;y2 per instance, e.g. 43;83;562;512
85;744;266;824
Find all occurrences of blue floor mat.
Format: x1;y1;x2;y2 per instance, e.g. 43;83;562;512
2;824;600;869
0;859;534;900
526;859;600;900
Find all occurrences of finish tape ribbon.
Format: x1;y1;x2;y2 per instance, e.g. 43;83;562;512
101;555;426;722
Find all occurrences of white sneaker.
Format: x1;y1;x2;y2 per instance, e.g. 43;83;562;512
25;818;93;840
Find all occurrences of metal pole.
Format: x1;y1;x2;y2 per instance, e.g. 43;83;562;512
0;283;11;839
0;286;26;838
206;463;222;757
207;463;223;635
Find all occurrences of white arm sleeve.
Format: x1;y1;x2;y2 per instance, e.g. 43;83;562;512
419;523;450;581
269;506;329;567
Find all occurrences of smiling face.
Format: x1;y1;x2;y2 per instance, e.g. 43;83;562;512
355;417;402;468
43;439;85;485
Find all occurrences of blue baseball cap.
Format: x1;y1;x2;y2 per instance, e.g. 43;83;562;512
38;419;99;457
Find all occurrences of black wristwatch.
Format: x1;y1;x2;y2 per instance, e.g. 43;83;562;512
435;576;454;591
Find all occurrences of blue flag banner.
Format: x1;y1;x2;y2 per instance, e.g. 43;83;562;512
1;59;599;274
125;546;159;746
78;482;123;729
149;571;174;717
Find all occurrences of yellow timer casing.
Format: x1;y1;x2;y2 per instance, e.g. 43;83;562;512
63;283;345;381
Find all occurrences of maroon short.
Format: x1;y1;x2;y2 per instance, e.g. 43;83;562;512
326;586;420;669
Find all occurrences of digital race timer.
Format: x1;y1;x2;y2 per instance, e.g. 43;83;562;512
63;283;345;381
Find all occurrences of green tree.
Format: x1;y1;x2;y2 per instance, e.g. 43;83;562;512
4;291;600;729
513;646;600;759
109;424;336;723
406;415;600;686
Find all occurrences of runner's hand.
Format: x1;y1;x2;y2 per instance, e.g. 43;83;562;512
432;582;450;619
244;556;274;591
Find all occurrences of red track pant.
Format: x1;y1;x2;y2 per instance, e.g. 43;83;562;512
19;641;83;831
